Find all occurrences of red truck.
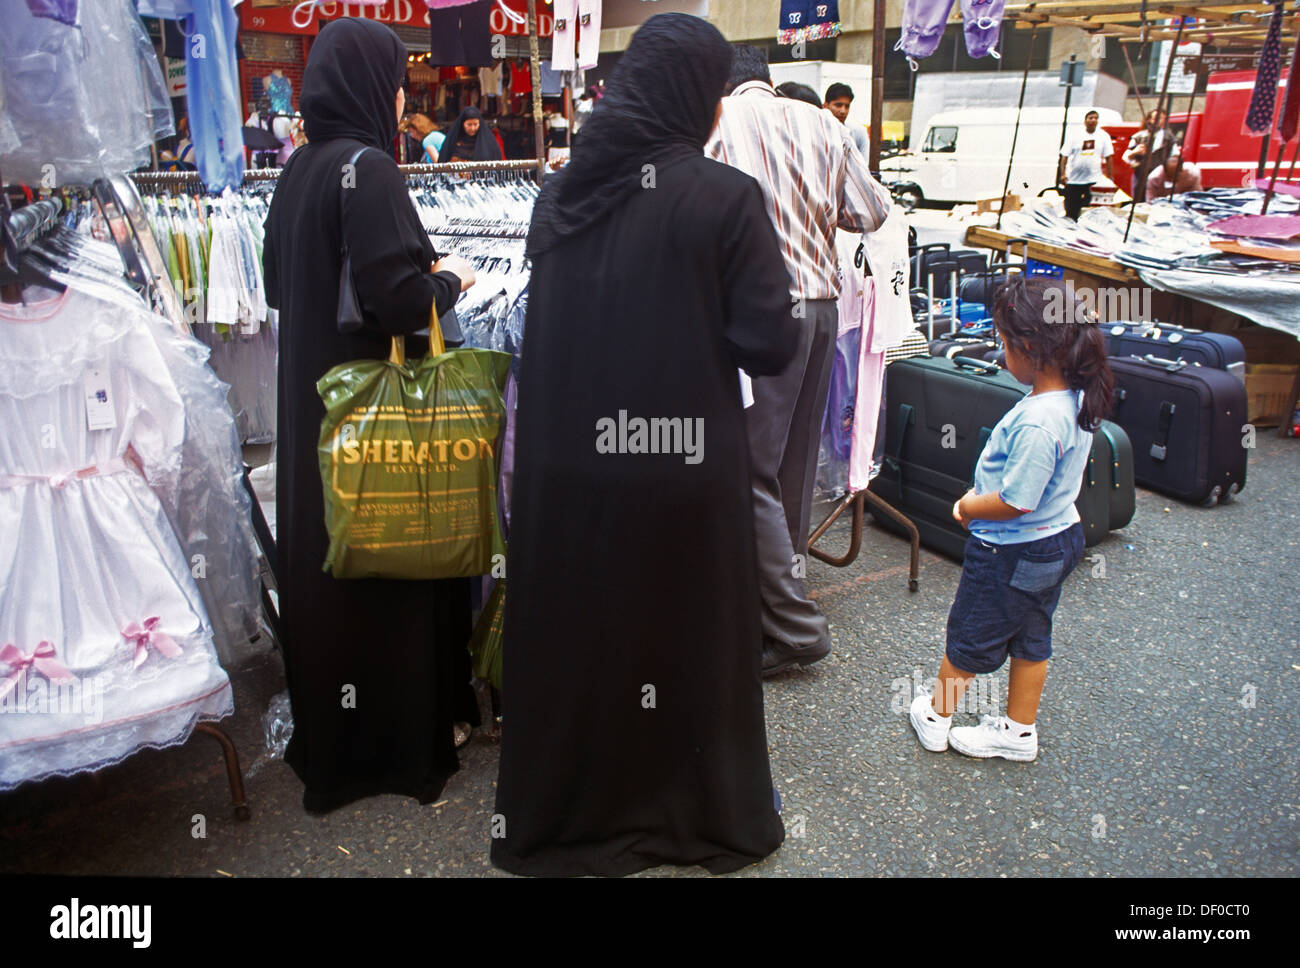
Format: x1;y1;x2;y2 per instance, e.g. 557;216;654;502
1108;70;1298;194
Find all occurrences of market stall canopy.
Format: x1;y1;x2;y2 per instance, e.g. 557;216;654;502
1004;2;1299;45
600;0;709;30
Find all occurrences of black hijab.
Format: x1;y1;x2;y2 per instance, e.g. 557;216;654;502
438;106;502;162
526;13;731;257
300;18;407;148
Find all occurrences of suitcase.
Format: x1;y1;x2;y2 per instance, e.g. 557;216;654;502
1074;420;1136;546
911;244;986;298
933;297;992;327
957;261;1025;311
929;336;998;360
1104;322;1246;384
1109;355;1248;504
869;356;1030;560
871;357;1133;559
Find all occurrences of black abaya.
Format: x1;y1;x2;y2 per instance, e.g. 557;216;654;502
262;18;476;813
491;14;800;876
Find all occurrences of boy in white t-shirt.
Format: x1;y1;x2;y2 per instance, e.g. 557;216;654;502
1056;111;1114;221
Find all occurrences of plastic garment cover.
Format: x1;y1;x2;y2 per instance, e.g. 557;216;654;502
316;342;511;579
0;0;174;185
141;316;267;670
195;320;278;444
0;287;233;791
185;0;245;191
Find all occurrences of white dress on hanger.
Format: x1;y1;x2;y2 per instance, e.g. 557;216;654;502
0;288;233;791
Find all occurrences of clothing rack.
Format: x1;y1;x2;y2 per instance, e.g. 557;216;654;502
130;159;544;191
0;173;253;820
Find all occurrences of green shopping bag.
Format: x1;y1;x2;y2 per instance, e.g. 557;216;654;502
467;579;504;690
316;322;511;580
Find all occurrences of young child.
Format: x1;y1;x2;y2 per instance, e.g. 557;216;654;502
909;277;1114;762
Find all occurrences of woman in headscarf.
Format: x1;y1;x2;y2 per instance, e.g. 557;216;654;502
438;106;503;162
491;14;799;876
261;18;478;813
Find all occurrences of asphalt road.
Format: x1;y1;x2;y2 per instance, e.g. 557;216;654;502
1;427;1295;878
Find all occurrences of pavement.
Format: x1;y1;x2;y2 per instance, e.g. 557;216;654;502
1;427;1296;878
1;209;1296;879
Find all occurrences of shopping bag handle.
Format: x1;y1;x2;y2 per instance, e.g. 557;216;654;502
388;299;446;366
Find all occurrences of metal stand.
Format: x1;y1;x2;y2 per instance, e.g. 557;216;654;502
195;723;251;821
808;489;920;592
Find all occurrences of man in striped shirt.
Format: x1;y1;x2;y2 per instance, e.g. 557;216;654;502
706;45;891;678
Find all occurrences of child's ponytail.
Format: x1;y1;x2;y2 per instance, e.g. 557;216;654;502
1063;320;1114;432
992;276;1114;432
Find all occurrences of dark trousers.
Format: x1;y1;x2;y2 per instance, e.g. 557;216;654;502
1063;183;1093;221
428;0;495;67
746;298;837;652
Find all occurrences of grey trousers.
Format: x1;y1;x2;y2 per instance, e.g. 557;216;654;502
746;298;837;651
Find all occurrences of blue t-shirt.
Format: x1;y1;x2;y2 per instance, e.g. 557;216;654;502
422;130;445;162
970;390;1092;544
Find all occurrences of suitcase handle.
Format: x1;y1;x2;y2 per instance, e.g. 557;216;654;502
1139;353;1188;372
952;356;1000;373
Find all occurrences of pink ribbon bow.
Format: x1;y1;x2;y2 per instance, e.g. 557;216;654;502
0;642;75;702
122;617;183;669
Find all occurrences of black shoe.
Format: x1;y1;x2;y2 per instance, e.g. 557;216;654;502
761;637;830;678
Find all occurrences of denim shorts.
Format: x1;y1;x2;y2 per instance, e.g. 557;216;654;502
945;523;1085;674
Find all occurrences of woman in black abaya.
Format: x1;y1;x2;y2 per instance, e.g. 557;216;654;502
262;18;478;813
438;106;503;162
491;14;799;876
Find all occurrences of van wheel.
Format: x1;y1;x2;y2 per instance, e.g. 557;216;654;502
894;185;922;213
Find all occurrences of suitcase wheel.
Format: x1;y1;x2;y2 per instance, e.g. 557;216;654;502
1199;485;1221;508
908;579;919;593
1218;482;1240;505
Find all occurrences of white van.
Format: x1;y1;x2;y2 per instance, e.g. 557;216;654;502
881;106;1125;206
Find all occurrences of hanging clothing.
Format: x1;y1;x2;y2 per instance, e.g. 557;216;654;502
494;12;796;877
0;288;234;791
550;0;602;72
185;0;244;192
262;18;474;813
1246;0;1286;135
778;0;841;45
897;0;1005;63
859;204;915;352
438;106;503;161
266;72;293;113
427;0;495;67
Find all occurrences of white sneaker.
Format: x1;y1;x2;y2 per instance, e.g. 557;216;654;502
909;692;951;752
949;715;1038;762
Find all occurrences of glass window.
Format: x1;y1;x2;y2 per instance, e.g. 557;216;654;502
924;126;958;152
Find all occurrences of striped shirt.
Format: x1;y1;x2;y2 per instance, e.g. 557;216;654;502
706;80;891;301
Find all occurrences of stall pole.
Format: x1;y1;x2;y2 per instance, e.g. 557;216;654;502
1124;16;1184;242
527;0;546;182
996;25;1037;232
868;0;886;173
1165;59;1203;215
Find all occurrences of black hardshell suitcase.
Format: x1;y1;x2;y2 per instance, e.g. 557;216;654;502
1105;322;1246;384
1075;420;1136;546
869;356;1030;560
1109;355;1247;504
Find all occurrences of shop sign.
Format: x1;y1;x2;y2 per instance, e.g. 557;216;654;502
239;1;552;37
165;57;187;97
